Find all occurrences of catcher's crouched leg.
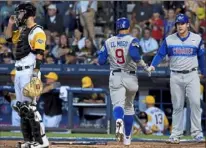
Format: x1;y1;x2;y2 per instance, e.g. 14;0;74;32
27;104;49;148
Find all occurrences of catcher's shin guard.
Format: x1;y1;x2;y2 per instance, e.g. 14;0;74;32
28;105;49;146
20;117;33;142
19;102;33;142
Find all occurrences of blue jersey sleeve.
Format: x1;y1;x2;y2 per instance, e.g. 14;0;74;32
151;40;168;67
197;40;205;75
129;38;141;62
98;44;108;65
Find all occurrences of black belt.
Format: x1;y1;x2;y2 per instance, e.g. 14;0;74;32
16;66;31;71
113;69;136;74
171;68;197;74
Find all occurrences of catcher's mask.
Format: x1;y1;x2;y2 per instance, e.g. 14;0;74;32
137;111;148;123
14;2;36;27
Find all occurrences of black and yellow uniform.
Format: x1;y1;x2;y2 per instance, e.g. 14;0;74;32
6;2;49;148
9;25;46;60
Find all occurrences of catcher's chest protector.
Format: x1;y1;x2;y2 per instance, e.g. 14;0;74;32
15;25;43;60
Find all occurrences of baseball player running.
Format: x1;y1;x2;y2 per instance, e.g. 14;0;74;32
5;2;49;148
147;14;205;143
98;17;150;146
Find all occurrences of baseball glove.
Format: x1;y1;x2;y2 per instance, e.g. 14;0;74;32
23;77;43;98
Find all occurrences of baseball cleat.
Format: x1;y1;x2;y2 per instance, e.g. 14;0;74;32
28;142;49;148
17;141;31;148
115;119;124;142
123;136;131;146
193;136;205;143
166;137;180;144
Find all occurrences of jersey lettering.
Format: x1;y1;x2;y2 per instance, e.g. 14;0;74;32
173;47;193;55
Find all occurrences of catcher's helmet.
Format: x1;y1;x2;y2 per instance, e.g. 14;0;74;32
137;111;148;122
116;17;130;31
14;2;36;27
175;13;189;24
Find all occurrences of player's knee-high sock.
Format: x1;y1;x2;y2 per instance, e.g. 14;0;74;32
124;115;134;136
113;106;124;120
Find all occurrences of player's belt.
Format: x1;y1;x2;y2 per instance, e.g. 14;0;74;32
15;66;31;71
113;69;136;74
171;68;197;74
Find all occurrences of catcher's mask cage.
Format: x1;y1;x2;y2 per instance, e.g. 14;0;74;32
14;2;36;27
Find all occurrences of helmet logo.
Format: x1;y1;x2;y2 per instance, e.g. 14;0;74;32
177;15;184;20
122;21;126;28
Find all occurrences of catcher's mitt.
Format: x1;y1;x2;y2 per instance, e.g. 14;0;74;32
23;77;43;98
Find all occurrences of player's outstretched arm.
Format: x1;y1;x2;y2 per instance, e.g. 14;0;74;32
129;39;151;76
147;40;168;73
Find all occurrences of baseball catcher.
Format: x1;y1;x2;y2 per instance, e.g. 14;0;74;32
5;2;49;148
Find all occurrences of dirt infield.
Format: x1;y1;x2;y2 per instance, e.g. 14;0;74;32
0;140;206;148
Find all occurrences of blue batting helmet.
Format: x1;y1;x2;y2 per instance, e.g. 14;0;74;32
175;14;189;24
116;17;130;31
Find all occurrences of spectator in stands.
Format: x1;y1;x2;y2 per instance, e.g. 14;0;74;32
185;0;199;13
185;10;199;33
77;76;105;128
195;1;205;22
143;95;169;135
139;27;158;65
41;72;62;127
0;36;9;54
51;34;60;60
76;38;97;64
131;2;153;28
44;4;64;35
162;1;185;14
64;2;76;37
163;8;176;39
2;69;20;127
31;0;45;26
45;55;55;64
149;9;164;43
72;28;86;51
42;1;52;15
2;51;13;64
44;30;54;52
77;1;97;44
58;33;76;64
0;0;15;33
131;25;142;40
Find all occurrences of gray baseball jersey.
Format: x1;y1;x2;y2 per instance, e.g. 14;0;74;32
104;35;138;72
98;34;142;115
151;31;205;138
166;32;201;71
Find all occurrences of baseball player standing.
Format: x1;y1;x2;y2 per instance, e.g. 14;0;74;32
98;17;150;146
5;2;49;148
147;14;205;143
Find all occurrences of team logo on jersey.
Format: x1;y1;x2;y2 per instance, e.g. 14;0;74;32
37;39;44;44
173;47;193;54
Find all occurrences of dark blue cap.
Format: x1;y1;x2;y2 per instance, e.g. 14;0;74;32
175;13;189;24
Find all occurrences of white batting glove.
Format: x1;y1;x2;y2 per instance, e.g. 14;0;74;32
148;66;155;72
144;66;155;77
